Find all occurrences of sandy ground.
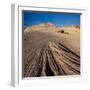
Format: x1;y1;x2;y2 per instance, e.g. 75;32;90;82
24;24;80;77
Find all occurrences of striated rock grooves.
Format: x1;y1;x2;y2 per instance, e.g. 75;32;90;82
24;30;80;77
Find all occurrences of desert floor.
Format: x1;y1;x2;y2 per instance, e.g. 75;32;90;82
24;23;80;77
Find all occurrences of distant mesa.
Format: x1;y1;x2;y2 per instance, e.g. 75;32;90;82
36;22;56;27
24;22;80;32
24;22;57;32
45;22;55;27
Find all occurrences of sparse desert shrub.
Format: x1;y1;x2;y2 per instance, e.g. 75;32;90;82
58;29;65;33
57;29;69;34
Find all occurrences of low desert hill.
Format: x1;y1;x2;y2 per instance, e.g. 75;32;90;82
24;23;80;77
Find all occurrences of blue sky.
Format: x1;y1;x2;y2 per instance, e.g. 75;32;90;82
23;11;80;28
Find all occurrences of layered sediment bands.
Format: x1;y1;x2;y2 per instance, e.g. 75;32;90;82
24;29;80;77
